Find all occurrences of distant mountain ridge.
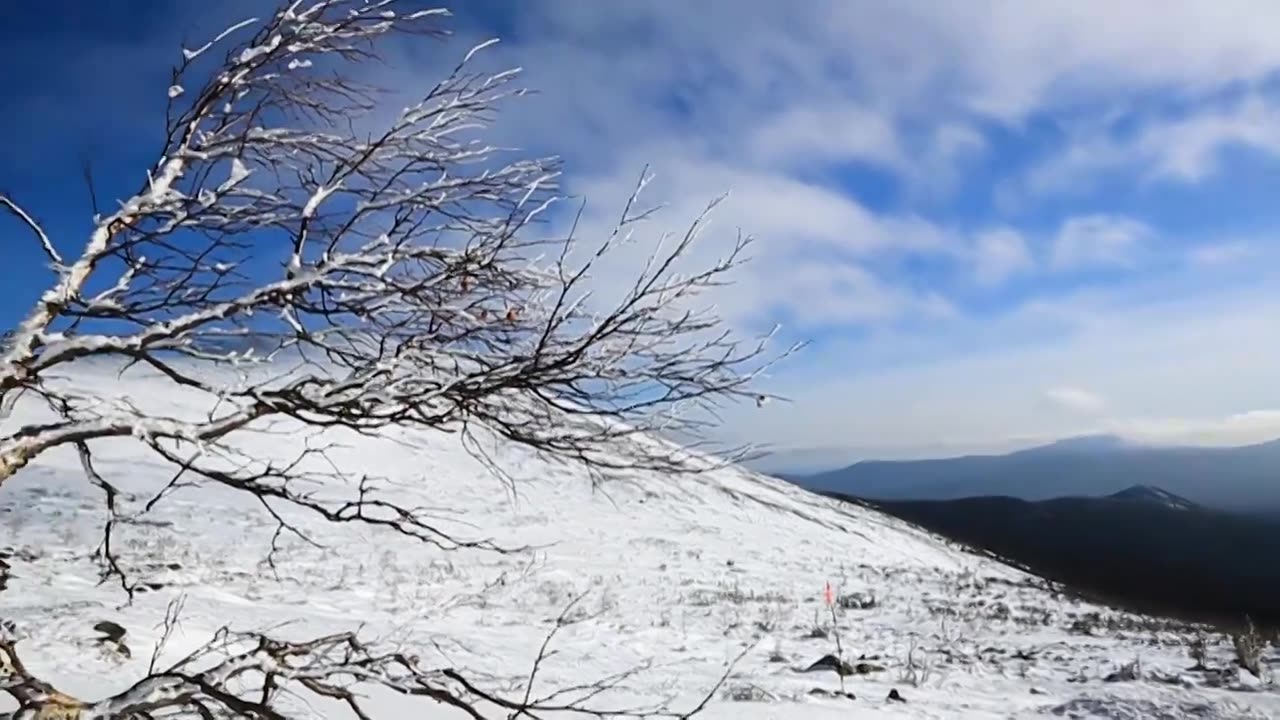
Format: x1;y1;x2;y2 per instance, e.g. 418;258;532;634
1024;434;1137;455
834;484;1280;627
1107;484;1197;511
792;434;1280;515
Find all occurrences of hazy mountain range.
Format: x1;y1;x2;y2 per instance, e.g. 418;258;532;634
833;484;1280;628
788;434;1280;515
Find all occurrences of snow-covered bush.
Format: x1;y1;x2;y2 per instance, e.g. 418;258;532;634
1234;617;1267;680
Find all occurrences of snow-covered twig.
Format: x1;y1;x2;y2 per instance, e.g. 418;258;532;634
0;2;790;717
0;598;746;719
0;195;61;267
0;0;791;496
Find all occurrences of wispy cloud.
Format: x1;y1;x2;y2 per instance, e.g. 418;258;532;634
720;276;1280;455
1187;240;1258;267
748;105;904;173
1045;387;1108;414
1051;215;1153;270
10;0;1280;460
1022;93;1280;196
972;228;1033;286
195;1;1280;455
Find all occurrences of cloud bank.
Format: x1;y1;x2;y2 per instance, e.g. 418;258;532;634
11;1;1280;468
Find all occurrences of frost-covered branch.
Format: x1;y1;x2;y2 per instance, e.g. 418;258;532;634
0;0;791;594
0;2;786;717
1;0;789;498
0;600;745;720
0;195;61;267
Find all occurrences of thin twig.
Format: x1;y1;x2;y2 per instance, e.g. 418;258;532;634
0;195;61;267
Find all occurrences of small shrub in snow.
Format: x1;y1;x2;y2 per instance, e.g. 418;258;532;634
754;603;785;634
899;636;933;687
767;640;788;663
1103;657;1142;683
723;682;776;703
1189;632;1209;671
1234;617;1267;680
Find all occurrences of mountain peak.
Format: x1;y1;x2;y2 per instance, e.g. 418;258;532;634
1022;434;1131;455
1108;484;1198;510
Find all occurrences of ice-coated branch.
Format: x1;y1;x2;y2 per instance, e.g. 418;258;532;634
0;3;787;716
0;0;790;512
0;597;746;720
0;195;61;267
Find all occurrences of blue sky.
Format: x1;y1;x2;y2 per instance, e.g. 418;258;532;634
7;1;1280;469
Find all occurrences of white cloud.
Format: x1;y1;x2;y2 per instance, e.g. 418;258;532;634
363;1;1280;455
1021;93;1280;198
1102;410;1280;447
1051;215;1153;270
820;1;1280;120
19;1;1280;463
714;270;1280;454
427;0;1280;328
972;228;1033;286
760;260;958;328
1141;95;1280;182
1188;241;1257;267
556;151;961;334
1045;387;1107;414
748;105;904;172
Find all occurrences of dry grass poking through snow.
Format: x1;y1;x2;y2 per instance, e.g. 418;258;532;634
2;374;1280;718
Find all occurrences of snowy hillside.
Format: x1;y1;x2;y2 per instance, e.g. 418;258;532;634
2;366;1278;718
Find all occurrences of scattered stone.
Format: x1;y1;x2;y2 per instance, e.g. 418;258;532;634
1150;671;1195;689
1104;659;1141;683
804;626;828;640
93;621;132;660
854;661;886;674
837;591;877;610
888;688;906;703
723;683;774;703
93;621;127;643
802;654;855;676
809;687;856;700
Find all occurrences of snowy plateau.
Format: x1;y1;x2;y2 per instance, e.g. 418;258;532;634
2;366;1279;719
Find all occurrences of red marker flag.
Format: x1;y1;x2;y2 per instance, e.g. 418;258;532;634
823;580;834;607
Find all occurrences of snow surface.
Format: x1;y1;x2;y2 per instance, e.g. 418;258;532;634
2;365;1279;718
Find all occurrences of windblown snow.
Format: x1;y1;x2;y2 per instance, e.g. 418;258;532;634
2;366;1278;718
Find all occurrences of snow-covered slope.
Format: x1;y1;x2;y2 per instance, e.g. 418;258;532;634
2;367;1277;718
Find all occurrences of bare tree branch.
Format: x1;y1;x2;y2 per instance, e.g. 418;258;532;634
1;0;789;561
0;2;790;718
0;596;750;719
0;195;61;267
